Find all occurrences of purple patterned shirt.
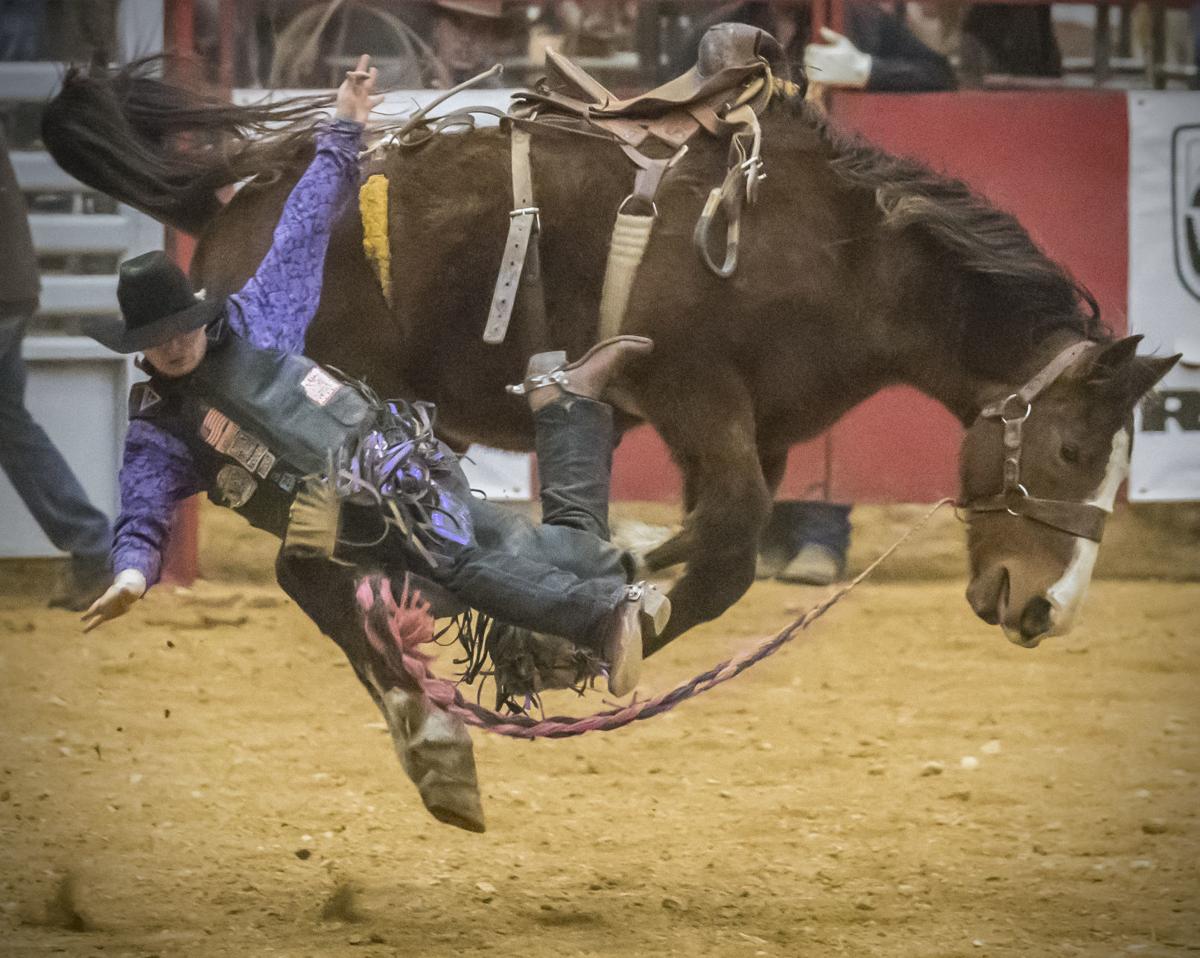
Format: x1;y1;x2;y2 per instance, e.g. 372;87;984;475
112;119;363;586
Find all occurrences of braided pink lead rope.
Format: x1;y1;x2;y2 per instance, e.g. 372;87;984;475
355;499;954;740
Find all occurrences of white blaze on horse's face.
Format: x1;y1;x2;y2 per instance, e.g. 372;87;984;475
1029;426;1129;642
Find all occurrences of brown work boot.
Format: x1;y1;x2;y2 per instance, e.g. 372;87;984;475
49;554;112;612
776;543;843;586
601;581;670;697
507;335;653;412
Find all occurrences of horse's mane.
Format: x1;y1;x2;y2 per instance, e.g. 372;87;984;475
43;57;332;233
767;97;1107;373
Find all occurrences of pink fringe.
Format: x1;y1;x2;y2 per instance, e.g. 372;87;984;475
355;575;458;709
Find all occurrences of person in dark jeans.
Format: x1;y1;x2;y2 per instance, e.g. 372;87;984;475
0;127;113;609
0;0;46;60
756;499;851;586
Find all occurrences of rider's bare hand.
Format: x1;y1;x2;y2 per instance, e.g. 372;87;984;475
335;54;382;124
81;569;147;633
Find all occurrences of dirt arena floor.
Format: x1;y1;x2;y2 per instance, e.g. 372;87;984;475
1;508;1198;957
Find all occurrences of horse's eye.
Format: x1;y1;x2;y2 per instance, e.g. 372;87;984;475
1061;443;1080;464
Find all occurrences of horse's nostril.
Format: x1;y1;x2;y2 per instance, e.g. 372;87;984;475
966;567;1006;625
1020;596;1053;641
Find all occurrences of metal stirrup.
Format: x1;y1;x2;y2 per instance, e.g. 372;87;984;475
505;368;570;397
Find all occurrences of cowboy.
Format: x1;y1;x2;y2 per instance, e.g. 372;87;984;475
75;58;672;830
79;56;665;832
80;56;669;702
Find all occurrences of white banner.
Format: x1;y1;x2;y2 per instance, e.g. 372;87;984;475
460;445;532;501
1127;92;1200;502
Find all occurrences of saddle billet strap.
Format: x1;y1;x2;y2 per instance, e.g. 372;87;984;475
965;494;1109;542
483;125;546;346
619;144;674;207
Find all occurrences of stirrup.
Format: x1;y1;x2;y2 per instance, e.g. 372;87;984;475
506;368;570;397
505;336;653;398
506;349;567;397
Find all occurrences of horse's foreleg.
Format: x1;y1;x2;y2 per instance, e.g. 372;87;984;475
636;369;771;652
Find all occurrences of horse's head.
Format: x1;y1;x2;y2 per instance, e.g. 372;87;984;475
959;336;1178;647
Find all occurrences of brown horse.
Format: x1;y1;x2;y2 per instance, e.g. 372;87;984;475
42;60;1178;652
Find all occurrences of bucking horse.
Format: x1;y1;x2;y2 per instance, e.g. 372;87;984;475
42;33;1177;655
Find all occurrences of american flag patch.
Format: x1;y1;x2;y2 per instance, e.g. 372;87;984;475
199;407;275;474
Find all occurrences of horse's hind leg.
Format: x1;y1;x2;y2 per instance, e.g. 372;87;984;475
641;464;704;571
641;444;787;573
636;367;771;651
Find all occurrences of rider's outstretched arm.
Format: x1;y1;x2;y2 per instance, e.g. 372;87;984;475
83;419;203;631
228;56;380;354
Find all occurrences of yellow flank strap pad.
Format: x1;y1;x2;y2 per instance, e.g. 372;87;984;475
359;174;392;306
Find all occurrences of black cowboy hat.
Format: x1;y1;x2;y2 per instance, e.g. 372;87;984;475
85;251;224;353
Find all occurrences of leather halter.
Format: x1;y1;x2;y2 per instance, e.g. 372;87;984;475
960;341;1110;543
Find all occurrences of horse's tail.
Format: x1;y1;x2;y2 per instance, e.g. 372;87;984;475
41;57;333;236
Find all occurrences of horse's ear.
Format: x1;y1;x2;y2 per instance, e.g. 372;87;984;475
1084;335;1143;381
1127;353;1182;401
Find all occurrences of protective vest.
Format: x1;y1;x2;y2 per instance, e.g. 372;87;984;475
125;326;472;566
129;325;374;538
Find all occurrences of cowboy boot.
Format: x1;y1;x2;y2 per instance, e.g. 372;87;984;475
507;335;653;412
49;554;112;611
373;678;486;833
776;543;843;586
601;581;671;697
403;697;487;834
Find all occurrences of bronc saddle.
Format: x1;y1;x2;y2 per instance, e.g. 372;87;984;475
481;23;799;346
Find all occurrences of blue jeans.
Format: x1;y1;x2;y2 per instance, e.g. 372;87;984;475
336;396;631;647
0;318;112;558
0;0;46;60
760;500;852;560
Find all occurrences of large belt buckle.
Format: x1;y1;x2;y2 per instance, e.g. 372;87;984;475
215;464;258;508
